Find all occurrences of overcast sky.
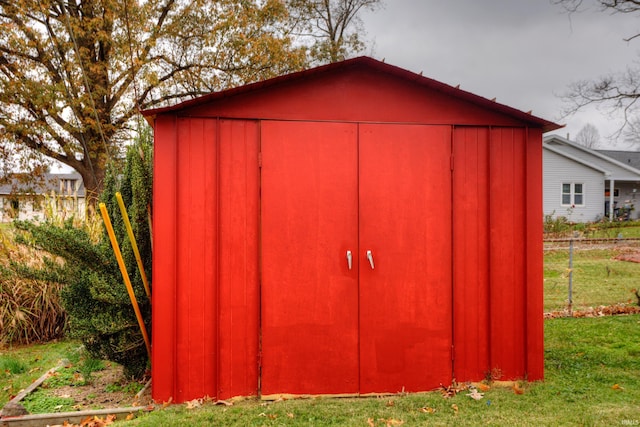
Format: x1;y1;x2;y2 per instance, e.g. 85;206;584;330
361;0;640;148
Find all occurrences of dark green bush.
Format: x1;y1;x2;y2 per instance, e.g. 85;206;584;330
10;129;153;378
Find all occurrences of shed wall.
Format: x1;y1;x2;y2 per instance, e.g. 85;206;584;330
152;117;260;402
452;127;543;382
152;119;543;402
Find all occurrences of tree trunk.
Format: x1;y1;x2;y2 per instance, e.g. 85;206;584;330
75;163;106;208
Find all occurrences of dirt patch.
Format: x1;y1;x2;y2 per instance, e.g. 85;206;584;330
41;363;153;411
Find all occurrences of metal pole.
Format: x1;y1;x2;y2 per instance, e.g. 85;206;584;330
568;238;573;316
116;192;151;299
609;179;615;221
99;203;151;358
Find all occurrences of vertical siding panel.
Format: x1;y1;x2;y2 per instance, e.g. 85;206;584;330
174;118;190;401
452;127;490;381
526;128;544;380
489;128;526;380
175;118;218;401
218;120;260;398
152;115;178;402
512;129;527;379
203;118;218;397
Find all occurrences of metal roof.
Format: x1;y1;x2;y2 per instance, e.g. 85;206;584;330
142;56;562;133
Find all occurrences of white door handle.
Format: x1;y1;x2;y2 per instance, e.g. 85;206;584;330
346;250;353;270
366;250;375;269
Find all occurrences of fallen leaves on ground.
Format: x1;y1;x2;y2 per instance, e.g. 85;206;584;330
418;406;436;414
512;383;525;395
258;412;277;419
439;380;469;398
367;418;404;426
185;398;202;409
48;414;118;427
451;403;459;415
612;383;624;390
466;387;484;400
544;303;640;319
477;383;491;392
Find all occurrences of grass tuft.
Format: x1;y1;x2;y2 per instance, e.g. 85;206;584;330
0;356;27;375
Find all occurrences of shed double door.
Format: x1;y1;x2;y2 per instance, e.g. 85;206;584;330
261;121;452;396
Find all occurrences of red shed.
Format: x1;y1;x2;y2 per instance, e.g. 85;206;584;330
143;57;561;403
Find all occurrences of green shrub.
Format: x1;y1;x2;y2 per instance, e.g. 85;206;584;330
9;129;153;379
544;212;570;234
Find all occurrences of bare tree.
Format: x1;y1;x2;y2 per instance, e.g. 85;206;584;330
287;0;384;63
575;123;601;148
554;0;640;135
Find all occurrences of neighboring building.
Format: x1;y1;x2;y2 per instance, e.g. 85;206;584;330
543;135;640;222
0;173;85;222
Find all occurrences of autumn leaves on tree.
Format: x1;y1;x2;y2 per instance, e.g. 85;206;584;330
0;0;382;199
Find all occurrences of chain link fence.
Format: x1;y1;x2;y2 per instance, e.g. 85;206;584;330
544;237;640;316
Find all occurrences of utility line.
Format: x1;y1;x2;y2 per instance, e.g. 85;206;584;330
39;2;98;185
59;1;115;177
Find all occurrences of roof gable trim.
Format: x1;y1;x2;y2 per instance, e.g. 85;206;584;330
143;57;562;133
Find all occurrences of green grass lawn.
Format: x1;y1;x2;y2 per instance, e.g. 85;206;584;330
0;340;79;407
117;315;640;426
2;236;639;425
544;246;640;312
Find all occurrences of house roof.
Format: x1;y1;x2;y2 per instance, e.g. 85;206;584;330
544;134;640;181
142;56;562;133
0;173;85;197
597;149;640;170
543;143;610;175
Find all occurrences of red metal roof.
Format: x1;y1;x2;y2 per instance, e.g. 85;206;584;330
142;56;562;133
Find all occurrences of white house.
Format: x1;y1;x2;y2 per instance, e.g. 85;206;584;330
0;173;86;222
543;135;640;222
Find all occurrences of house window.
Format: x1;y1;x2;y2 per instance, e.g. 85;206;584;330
562;183;584;206
60;179;78;195
10;199;19;211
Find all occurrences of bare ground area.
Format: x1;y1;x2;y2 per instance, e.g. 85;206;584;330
41;363;153;411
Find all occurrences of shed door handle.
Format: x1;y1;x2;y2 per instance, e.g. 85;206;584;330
366;250;375;269
346;250;353;270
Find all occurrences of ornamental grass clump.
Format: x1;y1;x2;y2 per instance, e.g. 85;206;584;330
0;227;66;345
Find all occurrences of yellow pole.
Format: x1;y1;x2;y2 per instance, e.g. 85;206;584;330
99;203;151;358
115;192;151;299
